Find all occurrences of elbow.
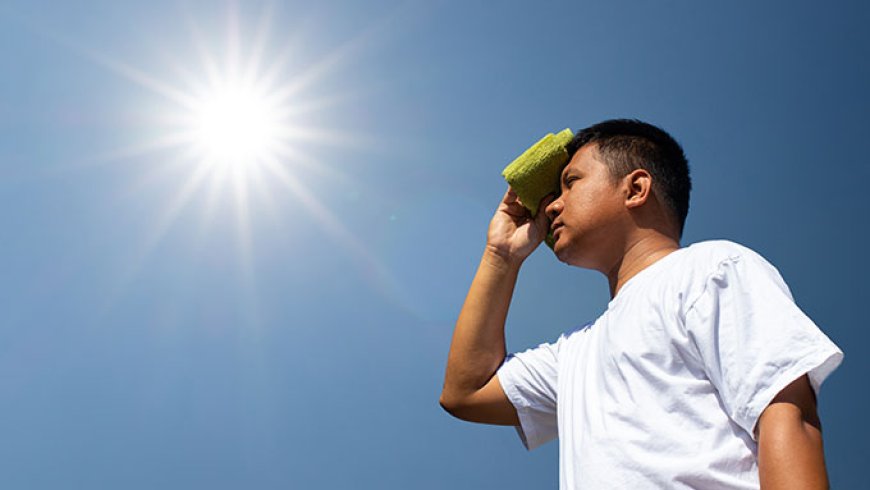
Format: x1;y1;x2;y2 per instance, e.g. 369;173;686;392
438;391;466;420
439;392;458;417
439;391;483;423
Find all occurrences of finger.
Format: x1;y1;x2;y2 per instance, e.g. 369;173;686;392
500;187;529;215
533;204;551;230
539;193;556;211
503;200;531;219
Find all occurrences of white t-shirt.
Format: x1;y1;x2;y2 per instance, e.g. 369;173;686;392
497;240;843;489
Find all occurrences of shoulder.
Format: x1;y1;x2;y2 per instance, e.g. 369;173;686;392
509;321;594;361
677;240;778;276
681;240;793;305
560;321;595;344
662;240;788;309
681;239;759;263
549;321;595;354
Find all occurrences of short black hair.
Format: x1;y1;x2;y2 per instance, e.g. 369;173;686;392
567;119;691;237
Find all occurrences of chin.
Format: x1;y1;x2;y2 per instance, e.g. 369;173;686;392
551;240;574;265
554;240;596;269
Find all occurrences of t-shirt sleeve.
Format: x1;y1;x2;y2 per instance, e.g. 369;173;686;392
496;339;560;450
684;249;843;439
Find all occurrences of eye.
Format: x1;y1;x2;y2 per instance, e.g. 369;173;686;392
564;175;579;187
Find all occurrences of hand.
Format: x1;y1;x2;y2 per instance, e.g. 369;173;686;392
486;188;553;265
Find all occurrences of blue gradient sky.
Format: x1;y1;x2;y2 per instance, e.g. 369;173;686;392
1;1;867;488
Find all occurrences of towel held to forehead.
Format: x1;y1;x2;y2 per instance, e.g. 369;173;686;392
501;128;574;216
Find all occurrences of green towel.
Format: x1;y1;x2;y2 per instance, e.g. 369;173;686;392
501;128;574;216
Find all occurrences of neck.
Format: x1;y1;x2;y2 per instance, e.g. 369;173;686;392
606;232;680;298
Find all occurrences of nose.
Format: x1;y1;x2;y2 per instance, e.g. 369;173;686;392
545;196;562;220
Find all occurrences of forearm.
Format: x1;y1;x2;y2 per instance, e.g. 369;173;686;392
441;249;521;403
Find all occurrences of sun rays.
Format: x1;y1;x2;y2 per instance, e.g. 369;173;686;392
45;2;406;318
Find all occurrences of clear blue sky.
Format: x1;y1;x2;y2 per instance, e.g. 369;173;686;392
1;1;867;488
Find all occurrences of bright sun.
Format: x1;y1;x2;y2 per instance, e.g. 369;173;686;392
189;82;281;168
79;3;398;313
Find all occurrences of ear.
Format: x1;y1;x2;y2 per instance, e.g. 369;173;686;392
624;169;652;209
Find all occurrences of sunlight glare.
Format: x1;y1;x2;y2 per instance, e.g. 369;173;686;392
67;2;405;320
190;83;280;168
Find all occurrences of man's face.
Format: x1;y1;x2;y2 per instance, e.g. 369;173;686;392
545;144;628;270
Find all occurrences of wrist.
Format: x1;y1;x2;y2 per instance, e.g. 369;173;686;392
482;244;525;272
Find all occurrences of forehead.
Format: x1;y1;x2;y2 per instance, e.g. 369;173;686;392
561;143;605;178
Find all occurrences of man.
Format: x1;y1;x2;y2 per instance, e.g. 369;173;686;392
440;119;842;489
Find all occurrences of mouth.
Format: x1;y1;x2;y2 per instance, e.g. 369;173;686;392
550;223;563;240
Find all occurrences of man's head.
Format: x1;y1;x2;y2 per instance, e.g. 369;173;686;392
545;119;691;269
566;119;691;236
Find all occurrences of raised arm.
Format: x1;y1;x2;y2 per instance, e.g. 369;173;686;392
439;189;552;425
756;374;830;489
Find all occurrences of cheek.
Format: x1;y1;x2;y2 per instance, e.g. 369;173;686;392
566;190;617;225
571;189;603;213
